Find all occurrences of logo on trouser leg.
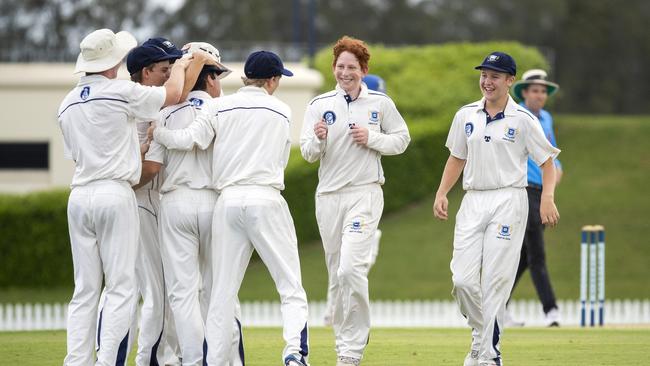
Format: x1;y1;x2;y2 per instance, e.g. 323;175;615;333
496;224;512;240
348;219;365;234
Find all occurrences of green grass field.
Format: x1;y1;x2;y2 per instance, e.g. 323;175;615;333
0;115;648;305
2;327;648;365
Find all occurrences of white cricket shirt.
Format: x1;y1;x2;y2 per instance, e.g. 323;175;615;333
300;84;410;194
57;75;166;187
446;95;560;191
146;91;215;194
153;86;292;191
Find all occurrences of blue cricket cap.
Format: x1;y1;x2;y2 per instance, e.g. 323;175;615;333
244;51;293;79
127;37;183;75
363;74;386;93
475;51;517;76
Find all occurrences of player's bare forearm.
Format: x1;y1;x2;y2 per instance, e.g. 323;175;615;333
540;158;560;227
180;51;210;101
433;155;465;220
133;161;162;190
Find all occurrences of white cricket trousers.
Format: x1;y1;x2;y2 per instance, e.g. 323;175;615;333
64;180;138;366
206;185;309;366
159;188;216;366
451;187;527;365
316;183;384;361
134;187;170;365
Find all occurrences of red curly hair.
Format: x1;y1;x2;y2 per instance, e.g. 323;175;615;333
332;36;370;72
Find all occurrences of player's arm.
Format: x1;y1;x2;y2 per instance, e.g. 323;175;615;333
133;161;162;190
162;56;191;107
300;105;327;162
152;105;217;151
433;155;465;221
540;158;560;227
179;51;214;102
363;99;411;155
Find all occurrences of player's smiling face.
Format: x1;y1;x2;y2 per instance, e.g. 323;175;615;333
334;51;368;94
144;60;173;87
479;69;514;103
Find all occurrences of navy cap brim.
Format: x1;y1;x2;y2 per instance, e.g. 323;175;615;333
281;68;293;77
475;65;514;75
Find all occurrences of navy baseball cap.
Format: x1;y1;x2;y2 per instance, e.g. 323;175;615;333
127;37;183;75
475;51;517;76
244;51;293;79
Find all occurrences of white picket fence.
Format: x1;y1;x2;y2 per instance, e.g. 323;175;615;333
1;299;649;331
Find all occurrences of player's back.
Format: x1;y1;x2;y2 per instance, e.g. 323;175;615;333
58;75;164;187
212;86;291;191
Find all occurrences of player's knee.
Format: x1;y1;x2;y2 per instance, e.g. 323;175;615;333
452;274;478;293
337;263;365;286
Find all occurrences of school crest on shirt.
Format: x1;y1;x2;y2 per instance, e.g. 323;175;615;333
368;110;380;125
497;224;512;240
502;126;518;143
465;122;474;137
189;97;204;107
80;86;90;100
323;111;336;125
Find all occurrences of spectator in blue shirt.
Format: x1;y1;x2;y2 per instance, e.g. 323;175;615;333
508;69;563;327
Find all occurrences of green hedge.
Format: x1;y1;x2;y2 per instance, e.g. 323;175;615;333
0;41;547;287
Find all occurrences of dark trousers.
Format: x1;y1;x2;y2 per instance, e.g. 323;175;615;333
510;186;558;314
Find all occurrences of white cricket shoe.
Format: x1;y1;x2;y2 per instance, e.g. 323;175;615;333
463;349;479;366
545;307;561;327
479;362;499;366
284;354;309;366
337;356;361;366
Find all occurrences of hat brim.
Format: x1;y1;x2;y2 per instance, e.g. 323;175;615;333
475;65;514;75
281;68;293;77
204;62;233;80
74;31;137;74
513;80;559;101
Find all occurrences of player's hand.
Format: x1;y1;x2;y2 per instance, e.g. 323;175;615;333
147;122;157;142
140;142;150;155
314;119;328;140
433;194;449;220
540;195;560;227
173;55;192;70
349;125;369;145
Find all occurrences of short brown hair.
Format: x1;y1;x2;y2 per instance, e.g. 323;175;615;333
130;64;155;83
332;36;370;71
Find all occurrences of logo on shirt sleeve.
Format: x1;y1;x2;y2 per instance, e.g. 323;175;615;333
502;126;518;142
368;110;380;124
80;86;90;100
323;111;337;125
465;122;474;137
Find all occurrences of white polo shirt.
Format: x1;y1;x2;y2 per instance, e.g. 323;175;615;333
300;84;410;194
446;95;560;191
146;91;215;194
153;86;291;191
57;75;166;187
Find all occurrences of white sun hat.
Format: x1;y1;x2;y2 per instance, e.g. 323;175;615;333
74;28;138;74
513;69;560;101
182;42;232;80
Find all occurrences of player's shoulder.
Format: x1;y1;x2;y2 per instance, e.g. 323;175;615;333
159;101;192;121
513;106;538;123
308;90;338;106
454;99;482;117
267;96;292;119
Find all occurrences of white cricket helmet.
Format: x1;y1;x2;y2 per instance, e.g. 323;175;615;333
182;42;232;80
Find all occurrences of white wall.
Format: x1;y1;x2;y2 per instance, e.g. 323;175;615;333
0;62;323;193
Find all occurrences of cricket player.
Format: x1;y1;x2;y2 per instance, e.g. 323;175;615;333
300;37;410;366
508;69;563;327
116;36;183;366
58;28;188;366
151;50;310;366
322;73;386;327
432;52;560;366
141;41;245;366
